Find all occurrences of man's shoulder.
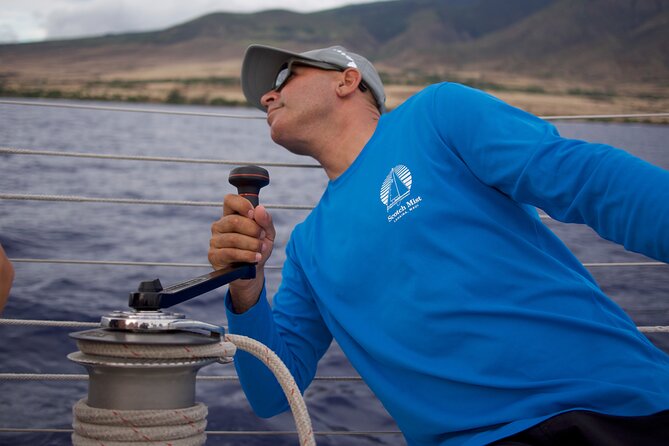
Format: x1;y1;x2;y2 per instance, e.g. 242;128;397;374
393;82;487;113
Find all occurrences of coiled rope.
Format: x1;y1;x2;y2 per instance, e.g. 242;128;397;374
72;401;208;446
75;338;237;360
71;334;316;446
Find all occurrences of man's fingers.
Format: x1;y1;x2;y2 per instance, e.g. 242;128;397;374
223;193;255;217
210;232;263;252
211;214;264;238
209;195;275;271
208;247;261;269
253;205;276;241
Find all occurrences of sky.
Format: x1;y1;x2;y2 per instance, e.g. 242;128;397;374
0;0;387;44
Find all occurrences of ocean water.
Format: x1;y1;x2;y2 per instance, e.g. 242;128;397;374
0;98;668;445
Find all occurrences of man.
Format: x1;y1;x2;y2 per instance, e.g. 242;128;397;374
209;44;669;445
0;243;14;314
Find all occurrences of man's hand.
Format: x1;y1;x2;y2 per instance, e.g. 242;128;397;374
209;194;275;313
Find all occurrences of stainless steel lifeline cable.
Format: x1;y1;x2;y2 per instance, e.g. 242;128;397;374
1;98;668;121
0;99;268;119
1;318;667;333
0;147;321;168
6;258;666;269
0;192;314;210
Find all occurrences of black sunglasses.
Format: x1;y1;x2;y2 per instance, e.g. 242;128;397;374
273;58;369;93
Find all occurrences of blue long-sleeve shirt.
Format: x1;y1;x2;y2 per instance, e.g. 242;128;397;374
226;83;669;445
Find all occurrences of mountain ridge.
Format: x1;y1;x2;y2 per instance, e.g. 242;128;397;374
0;0;667;117
2;0;666;82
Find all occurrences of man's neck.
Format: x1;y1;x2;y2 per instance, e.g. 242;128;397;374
315;114;380;180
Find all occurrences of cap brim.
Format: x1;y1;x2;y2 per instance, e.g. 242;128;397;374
241;45;308;112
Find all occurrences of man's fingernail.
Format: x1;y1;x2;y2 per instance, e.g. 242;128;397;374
247;210;254;219
260;230;266;239
255;253;262;262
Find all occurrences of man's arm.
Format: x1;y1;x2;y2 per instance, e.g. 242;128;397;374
436;83;669;262
209;195;332;417
0;244;14;314
225;247;333;417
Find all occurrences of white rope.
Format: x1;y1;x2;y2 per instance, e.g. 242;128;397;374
0;193;314;210
76;338;237;360
74;401;207;429
0;99;265;119
72;400;207;446
73;334;316;446
0;147;321;169
225;333;316;446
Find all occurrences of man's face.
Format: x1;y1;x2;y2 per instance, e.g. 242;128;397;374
260;65;339;153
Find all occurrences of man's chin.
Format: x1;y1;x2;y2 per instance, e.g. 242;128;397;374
269;124;286;145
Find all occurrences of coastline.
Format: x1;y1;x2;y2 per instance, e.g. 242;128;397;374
1;74;667;124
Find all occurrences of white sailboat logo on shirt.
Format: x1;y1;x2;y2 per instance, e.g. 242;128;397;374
380;165;412;211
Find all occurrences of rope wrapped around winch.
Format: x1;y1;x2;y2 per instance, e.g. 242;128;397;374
72;335;316;446
72;400;207;446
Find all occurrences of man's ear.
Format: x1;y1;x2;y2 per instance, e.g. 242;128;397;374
335;68;363;98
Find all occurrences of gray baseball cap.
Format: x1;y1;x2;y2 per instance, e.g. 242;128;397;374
241;44;386;113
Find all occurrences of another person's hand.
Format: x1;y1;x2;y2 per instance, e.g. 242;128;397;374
0;244;14;314
209;194;275;313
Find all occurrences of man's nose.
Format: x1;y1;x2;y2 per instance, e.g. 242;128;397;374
261;90;279;109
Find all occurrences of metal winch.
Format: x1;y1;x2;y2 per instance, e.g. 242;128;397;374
67;165;269;411
68;264;255;410
64;165;314;446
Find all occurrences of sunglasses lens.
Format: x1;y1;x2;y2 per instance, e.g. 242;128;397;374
274;67;290;91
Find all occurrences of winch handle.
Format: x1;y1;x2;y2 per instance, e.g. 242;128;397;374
128;264;256;310
127;165;270;311
228;165;270;208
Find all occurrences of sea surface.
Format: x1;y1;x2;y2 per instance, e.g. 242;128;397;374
0;98;668;445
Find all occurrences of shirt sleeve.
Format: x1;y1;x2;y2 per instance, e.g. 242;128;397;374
434;82;669;262
226;235;333;417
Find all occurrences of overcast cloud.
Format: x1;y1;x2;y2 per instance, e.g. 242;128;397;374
1;0;387;44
